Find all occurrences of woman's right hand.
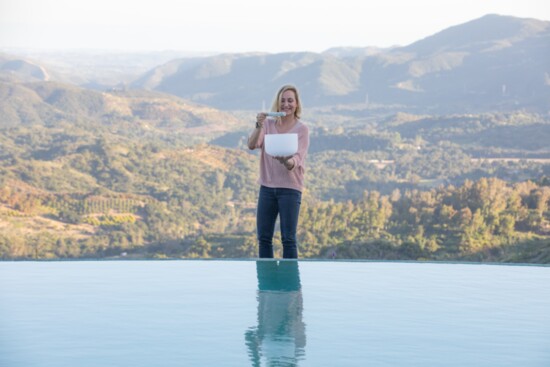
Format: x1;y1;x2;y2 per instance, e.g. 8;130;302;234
248;113;266;149
256;113;267;128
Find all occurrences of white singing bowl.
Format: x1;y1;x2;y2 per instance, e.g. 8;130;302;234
264;133;298;157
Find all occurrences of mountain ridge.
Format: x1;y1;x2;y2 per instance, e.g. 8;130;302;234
131;14;550;113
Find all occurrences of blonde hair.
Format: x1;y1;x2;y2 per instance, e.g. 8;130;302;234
270;85;302;119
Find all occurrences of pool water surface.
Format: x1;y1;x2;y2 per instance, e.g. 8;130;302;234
1;260;549;366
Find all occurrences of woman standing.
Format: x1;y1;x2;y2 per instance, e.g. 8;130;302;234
248;85;310;258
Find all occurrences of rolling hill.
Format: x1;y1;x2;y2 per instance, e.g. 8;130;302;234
0;81;243;136
0;53;51;83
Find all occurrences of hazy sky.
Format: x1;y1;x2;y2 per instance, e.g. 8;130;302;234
1;0;548;53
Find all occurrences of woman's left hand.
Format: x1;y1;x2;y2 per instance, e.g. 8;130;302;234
273;155;294;169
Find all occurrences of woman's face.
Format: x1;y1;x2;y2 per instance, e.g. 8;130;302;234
279;90;298;117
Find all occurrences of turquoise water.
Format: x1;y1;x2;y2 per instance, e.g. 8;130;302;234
1;260;549;366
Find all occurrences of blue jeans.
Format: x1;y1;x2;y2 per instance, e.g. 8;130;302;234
256;186;302;259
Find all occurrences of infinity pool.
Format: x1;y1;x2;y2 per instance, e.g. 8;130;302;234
1;260;549;366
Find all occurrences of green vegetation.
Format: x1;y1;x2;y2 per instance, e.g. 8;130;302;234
0;82;549;262
1;164;549;261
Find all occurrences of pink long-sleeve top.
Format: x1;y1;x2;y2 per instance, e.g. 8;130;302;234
250;118;310;192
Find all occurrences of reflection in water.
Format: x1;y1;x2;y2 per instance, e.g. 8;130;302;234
245;260;306;366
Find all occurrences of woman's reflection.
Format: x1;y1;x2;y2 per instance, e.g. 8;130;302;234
245;260;306;366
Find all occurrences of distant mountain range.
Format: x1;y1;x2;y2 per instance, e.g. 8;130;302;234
1;14;549;114
131;14;550;113
0;50;217;87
